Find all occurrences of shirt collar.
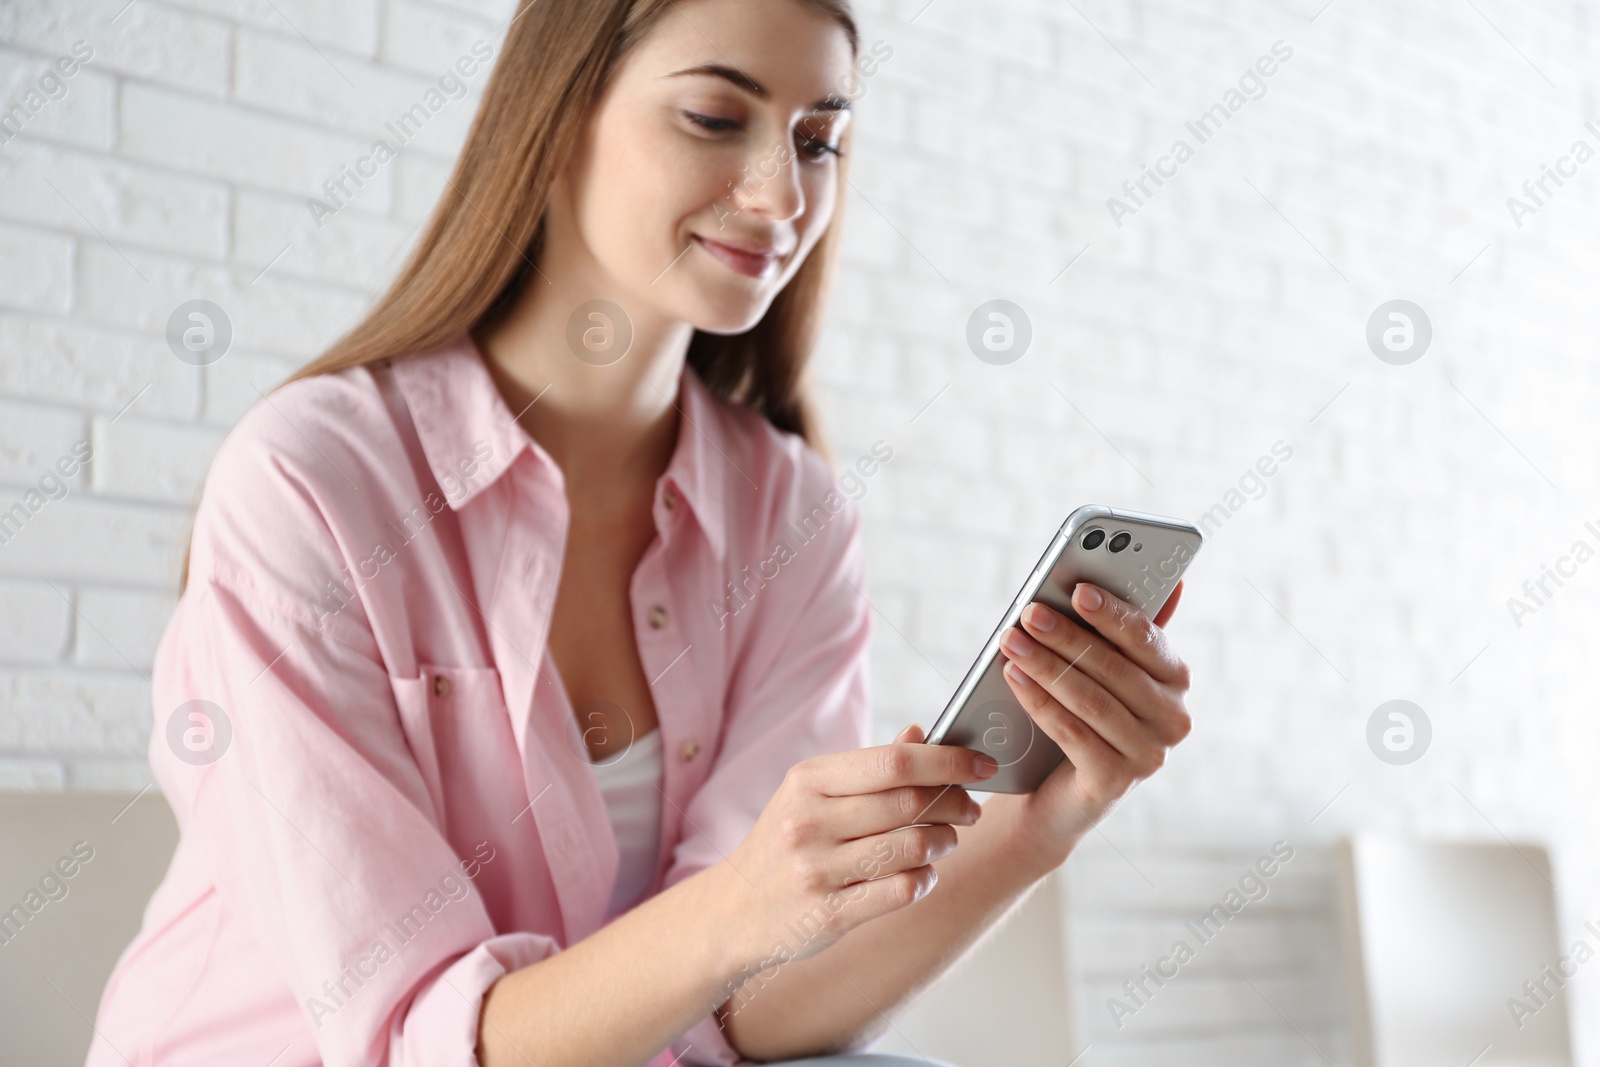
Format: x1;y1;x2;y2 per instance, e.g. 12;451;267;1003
391;333;728;560
661;361;728;560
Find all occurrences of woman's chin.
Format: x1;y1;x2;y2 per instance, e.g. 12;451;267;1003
681;294;775;337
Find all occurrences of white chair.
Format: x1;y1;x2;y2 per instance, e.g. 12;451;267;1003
1334;834;1574;1067
0;791;179;1067
868;867;1077;1066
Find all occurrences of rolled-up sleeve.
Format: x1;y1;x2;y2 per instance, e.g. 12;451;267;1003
660;471;877;1066
175;572;557;1067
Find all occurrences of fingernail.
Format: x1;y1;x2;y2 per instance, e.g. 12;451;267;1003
1024;603;1056;631
1077;584;1104;611
1003;660;1028;686
975;754;1000;778
1002;627;1033;656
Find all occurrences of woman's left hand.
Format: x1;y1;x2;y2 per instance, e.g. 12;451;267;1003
992;580;1192;863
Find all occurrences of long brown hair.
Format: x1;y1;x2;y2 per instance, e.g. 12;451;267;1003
178;0;857;593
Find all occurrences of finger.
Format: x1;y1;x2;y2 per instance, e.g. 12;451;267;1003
1011;604;1164;723
893;722;926;744
1067;583;1182;682
1001;658;1124;780
1152;580;1183;629
1014;605;1191;743
998;625;1158;764
800;739;999;798
829;823;958;889
827;782;980;841
830;862;939;923
1031;587;1188;689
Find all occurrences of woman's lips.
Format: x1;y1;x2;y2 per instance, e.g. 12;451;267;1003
692;234;781;278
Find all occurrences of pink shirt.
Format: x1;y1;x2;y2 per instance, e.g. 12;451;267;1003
87;335;875;1067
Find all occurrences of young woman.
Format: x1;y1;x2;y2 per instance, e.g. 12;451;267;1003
88;1;1192;1065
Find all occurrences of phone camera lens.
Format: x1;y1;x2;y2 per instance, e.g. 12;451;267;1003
1081;528;1105;550
1108;531;1132;553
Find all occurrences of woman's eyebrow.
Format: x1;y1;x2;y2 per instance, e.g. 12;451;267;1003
666;63;853;112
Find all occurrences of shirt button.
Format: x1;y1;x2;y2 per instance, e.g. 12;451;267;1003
663;486;677;510
648;605;668;629
433;674;452;697
680;740;700;762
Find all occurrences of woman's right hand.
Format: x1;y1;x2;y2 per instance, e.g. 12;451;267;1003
713;725;1001;977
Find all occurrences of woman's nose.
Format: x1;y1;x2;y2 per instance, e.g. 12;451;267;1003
730;138;806;223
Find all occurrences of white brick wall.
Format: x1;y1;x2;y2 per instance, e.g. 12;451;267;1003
5;0;1600;1063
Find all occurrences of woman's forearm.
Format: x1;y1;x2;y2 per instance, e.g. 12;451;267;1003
477;859;747;1067
716;792;1066;1062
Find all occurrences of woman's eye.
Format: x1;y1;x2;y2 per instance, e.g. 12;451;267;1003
796;117;842;161
683;110;740;133
682;109;841;160
797;136;842;161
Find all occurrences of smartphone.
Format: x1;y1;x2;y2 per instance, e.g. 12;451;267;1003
926;505;1203;794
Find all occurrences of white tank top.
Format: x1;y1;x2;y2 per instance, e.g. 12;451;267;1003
585;728;665;920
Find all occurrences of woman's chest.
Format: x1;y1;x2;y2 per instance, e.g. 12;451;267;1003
544;497;666;762
373;471;730;940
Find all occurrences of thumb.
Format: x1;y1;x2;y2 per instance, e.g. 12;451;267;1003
894;723;926;744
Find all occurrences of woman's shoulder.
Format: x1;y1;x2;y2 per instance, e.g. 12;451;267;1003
691;375;839;508
211;364;391;482
202;364;405;543
189;363;405;621
691;376;871;583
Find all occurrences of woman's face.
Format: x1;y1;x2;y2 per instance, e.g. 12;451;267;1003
558;0;855;335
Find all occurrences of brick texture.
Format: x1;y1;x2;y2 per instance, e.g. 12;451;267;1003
3;0;1599;1061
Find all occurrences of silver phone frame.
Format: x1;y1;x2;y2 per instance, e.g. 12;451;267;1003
925;504;1203;794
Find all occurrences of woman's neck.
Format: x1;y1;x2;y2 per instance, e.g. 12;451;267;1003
475;262;695;498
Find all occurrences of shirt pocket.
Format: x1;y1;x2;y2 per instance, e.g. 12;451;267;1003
388;664;505;832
